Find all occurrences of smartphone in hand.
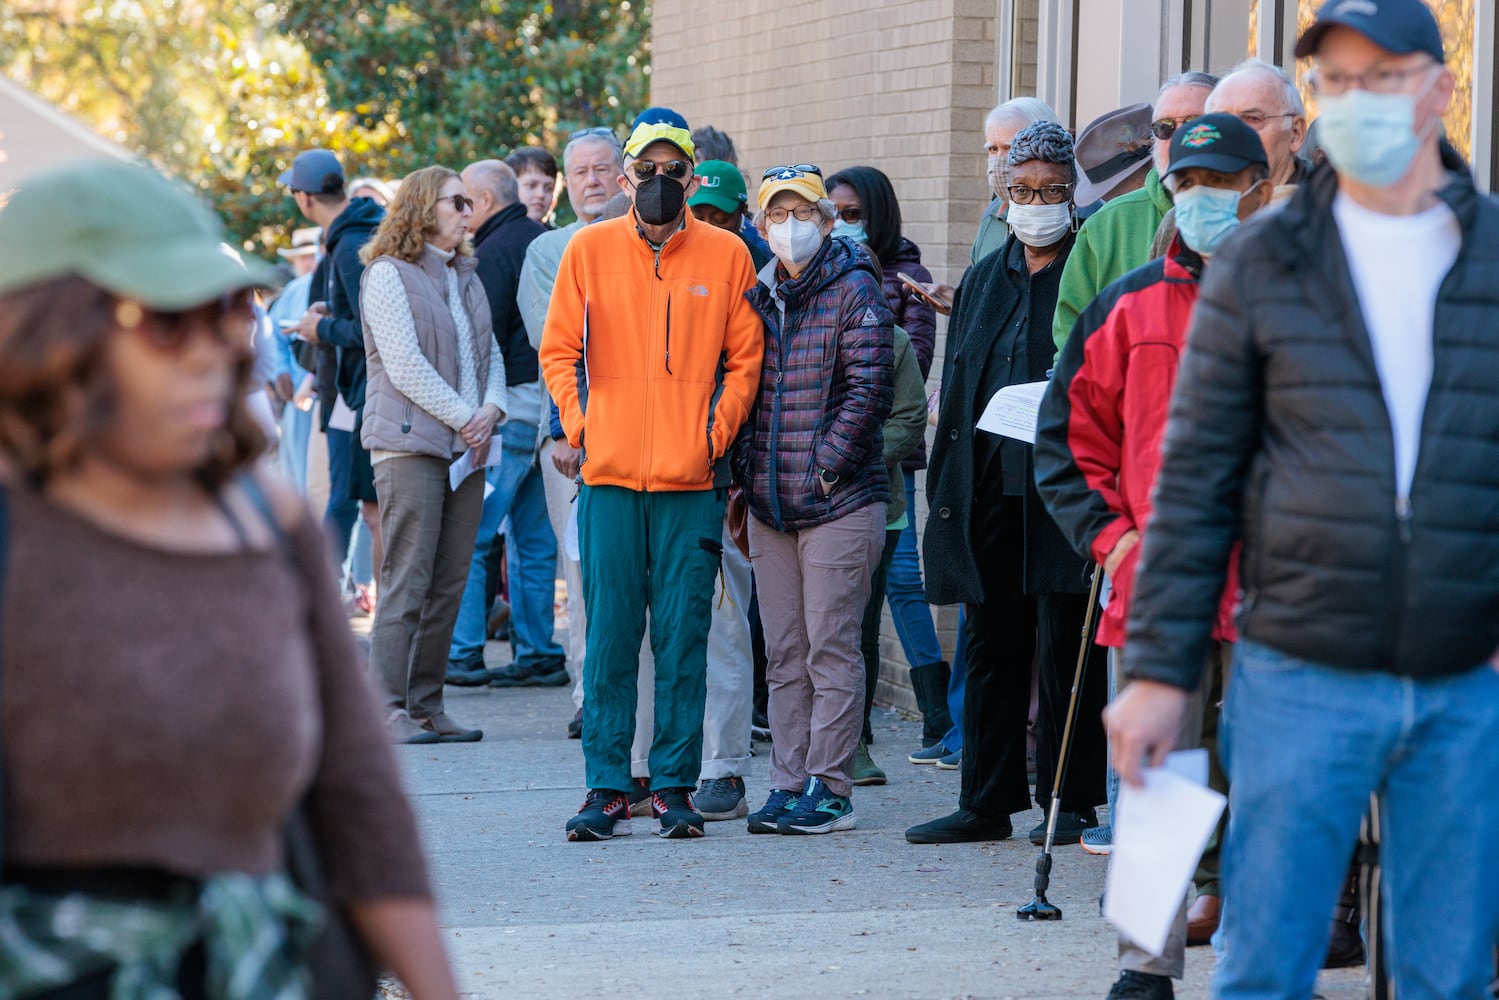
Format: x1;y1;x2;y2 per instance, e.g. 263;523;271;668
897;271;953;311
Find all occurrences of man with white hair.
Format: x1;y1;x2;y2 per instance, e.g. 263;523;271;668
1206;58;1309;197
972;96;1062;265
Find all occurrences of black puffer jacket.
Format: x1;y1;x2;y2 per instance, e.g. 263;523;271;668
1125;149;1499;689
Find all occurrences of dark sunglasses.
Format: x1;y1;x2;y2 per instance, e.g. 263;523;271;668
629;159;693;182
835;207;862;223
1149;116;1200;141
117;290;254;352
440;193;475;212
762;164;823;179
568;126;619;144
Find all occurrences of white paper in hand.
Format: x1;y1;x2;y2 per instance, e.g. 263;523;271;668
1102;749;1225;957
976;381;1049;443
564;500;581;561
447;443;503;492
328;394;357;433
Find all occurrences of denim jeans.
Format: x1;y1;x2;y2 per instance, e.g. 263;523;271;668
322;427;360;570
1215;639;1499;999
449;420;562;666
885;471;944;668
942;610;967;752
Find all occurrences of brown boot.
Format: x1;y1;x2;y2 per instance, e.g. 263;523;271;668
1187;892;1221;946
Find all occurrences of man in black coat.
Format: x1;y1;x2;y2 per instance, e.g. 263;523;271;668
1109;2;1499;995
445;160;567;688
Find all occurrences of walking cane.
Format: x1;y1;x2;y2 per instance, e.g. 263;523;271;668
1018;564;1104;921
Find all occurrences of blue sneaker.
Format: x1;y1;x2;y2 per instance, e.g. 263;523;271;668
908;742;950;765
776;777;856;835
565;789;632;842
747;788;799;834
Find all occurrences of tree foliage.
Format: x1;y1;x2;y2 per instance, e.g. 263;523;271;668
0;0;650;255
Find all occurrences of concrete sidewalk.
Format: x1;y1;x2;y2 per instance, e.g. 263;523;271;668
395;655;1366;999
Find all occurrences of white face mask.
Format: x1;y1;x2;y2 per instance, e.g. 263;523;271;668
767;217;824;269
1006;202;1073;247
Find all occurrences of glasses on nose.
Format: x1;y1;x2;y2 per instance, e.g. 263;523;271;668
762;164;823;180
1235;111;1298;129
629;159;693;182
765;204;821;224
440;194;474;212
117;291;254;352
1307;62;1435;96
1006;182;1075;205
835;207;862;223
1149;116;1200;141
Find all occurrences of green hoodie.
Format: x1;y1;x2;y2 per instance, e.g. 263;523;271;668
1051;167;1174;358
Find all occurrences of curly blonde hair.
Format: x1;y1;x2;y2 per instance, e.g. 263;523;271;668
360;166;473;264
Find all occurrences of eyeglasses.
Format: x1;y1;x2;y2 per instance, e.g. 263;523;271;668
568;126;619;143
629;159;693;182
1006;182;1075;205
764;204;822;224
440;193;474;212
1306;62;1435;96
1149;116;1200;141
1235;111;1299;129
835;207;862;223
762;164;823;179
117;290;254;352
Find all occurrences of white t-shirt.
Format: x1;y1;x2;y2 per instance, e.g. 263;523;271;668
1333;192;1460;499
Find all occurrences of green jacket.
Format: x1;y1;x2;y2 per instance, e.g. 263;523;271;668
1051;167;1173;357
882;325;928;527
970;197;1008;267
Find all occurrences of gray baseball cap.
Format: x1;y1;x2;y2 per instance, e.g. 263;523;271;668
277;149;345;194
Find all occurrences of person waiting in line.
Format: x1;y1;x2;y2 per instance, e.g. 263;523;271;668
506;146;561;227
689;159;772;269
826;165;954;770
734;164;894;836
360;166;507;745
0;159;457;999
909;121;1107;847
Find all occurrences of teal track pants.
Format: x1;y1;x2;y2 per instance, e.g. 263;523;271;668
577;485;726;792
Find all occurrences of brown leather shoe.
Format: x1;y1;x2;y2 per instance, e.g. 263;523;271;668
387;709;440;745
1187;892;1221;946
426;712;483;743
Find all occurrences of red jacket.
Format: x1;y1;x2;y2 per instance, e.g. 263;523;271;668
1034;239;1238;648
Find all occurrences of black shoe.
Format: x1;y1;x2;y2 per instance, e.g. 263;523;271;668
747;788;799;834
1029;808;1098;846
650;787;705;839
444;658;491;687
1107;971;1174;999
628;776;652;817
566;708;582;739
565;789;632;841
487;656;568;688
1323;916;1366;969
905;809;1013;844
750;709;772;743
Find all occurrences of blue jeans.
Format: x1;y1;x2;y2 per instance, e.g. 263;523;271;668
942;609;967;752
1215;639;1499;999
449;421;562;665
886;471;944;668
322;427;360;576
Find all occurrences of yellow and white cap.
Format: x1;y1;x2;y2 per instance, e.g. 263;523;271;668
757;165;827;210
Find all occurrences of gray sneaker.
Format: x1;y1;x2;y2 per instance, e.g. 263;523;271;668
694;776;748;820
1081;822;1113;856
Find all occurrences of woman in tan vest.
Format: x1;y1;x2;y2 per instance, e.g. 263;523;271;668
360;166;507;744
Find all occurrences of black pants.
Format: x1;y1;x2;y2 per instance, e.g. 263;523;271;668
959;497;1107;818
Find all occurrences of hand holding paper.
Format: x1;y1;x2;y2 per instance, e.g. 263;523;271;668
976;380;1049;444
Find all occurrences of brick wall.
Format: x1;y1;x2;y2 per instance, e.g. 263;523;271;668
653;0;999;711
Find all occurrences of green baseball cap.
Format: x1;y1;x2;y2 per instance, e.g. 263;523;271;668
688;160;748;215
0;159;277;310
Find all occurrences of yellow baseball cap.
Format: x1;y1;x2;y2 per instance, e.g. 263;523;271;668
624;107;695;159
757;165;827;210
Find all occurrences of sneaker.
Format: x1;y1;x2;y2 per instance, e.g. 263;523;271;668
1106;971;1174;999
650;787;705;839
487;655;568;688
750;710;772;743
565;789;632;841
425;711;483;743
776;777;856;835
934;749;962;769
695;776;748;821
1029;808;1098;846
387;709;440;745
566;708;583;739
628;777;652;817
908;742;950;765
852;741;887;786
444;658;491;687
747;788;799;834
1080;823;1113;856
905;808;1012;844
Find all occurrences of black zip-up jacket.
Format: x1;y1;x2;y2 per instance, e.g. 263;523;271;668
306;197;383;426
1124;148;1499;689
471;201;547;386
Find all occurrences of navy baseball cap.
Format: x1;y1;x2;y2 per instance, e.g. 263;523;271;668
1164;114;1268;180
624;107;694;158
277;149;345;194
1295;0;1445;61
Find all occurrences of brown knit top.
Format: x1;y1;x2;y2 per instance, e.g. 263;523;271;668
0;485;430;902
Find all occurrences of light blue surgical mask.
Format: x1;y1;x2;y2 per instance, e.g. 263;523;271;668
832;219;868;244
1315;83;1432;187
1173;184;1257;255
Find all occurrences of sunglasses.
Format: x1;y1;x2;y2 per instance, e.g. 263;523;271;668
117;290;254;352
568;126;620;143
1149;116;1200;141
440;193;475;212
762;164;823;179
835;207;862;223
629;159;693;182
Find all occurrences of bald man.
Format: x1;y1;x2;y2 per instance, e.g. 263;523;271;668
446;159;567;686
1206;58;1309;196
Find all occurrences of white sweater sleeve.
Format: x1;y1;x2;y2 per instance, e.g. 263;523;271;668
363;260;473;431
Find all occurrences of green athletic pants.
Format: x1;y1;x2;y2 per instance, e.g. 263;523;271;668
577;484;725;792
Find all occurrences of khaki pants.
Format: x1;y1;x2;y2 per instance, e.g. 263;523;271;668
749;503;885;798
369;454;484;720
539;439;587;710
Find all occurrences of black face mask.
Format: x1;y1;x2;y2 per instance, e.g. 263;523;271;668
633;174;686;226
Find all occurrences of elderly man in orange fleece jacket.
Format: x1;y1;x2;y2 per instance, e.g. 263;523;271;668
540;108;763;842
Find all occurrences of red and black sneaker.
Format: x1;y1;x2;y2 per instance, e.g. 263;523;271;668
565;789;632;842
650;786;705;839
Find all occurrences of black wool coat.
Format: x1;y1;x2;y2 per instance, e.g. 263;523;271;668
925;233;1090;605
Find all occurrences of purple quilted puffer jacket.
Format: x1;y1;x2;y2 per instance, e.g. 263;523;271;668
732;236;895;531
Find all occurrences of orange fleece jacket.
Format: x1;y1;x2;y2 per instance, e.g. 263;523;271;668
539;211;764;492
